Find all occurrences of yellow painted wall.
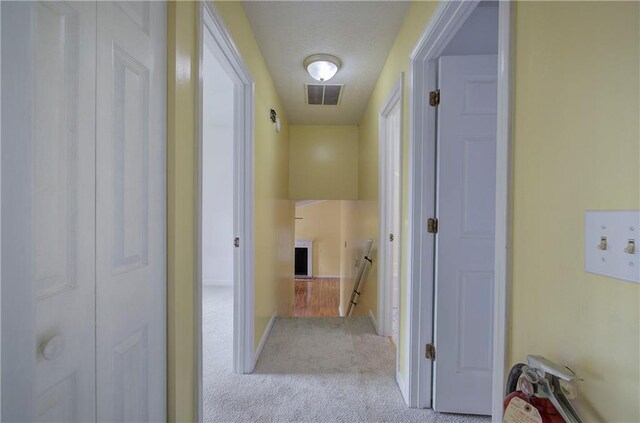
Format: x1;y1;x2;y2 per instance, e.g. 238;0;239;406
289;125;358;200
295;201;342;277
167;1;294;420
356;0;439;362
510;3;639;421
359;1;639;420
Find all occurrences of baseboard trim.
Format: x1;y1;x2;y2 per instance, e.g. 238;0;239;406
368;309;379;335
254;310;276;367
203;279;233;286
338;304;345;317
396;371;409;406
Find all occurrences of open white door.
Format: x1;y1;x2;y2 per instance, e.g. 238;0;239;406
433;54;497;415
386;102;402;344
95;2;166;421
378;76;402;344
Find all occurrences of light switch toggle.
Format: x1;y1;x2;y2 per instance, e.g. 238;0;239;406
624;240;635;255
585;211;640;283
598;237;607;250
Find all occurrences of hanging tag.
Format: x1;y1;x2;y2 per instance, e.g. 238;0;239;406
503;396;543;423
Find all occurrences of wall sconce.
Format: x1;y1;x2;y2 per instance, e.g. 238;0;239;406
270;108;281;132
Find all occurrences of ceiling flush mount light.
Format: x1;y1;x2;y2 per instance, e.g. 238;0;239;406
303;54;342;82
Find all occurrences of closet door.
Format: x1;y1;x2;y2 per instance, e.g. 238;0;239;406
95;1;166;421
1;2;97;421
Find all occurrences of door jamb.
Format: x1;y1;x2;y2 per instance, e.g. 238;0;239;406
491;3;515;419
1;4;3;419
196;2;256;421
406;1;513;417
377;72;403;342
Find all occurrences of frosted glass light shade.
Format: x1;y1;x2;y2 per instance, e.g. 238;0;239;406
303;54;341;82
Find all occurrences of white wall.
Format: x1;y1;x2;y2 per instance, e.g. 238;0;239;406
202;34;234;286
441;1;498;56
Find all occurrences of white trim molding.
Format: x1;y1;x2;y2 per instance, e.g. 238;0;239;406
492;2;515;420
197;2;256;421
396;371;409;406
0;3;3;417
254;310;277;367
368;309;378;334
406;0;513;416
377;73;404;340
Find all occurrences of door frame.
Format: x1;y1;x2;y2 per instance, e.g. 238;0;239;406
405;0;513;419
377;73;403;341
1;4;4;419
195;1;256;421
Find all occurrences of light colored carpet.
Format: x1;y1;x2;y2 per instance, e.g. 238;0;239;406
203;286;490;423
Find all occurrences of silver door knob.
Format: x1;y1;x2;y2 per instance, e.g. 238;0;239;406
41;335;65;361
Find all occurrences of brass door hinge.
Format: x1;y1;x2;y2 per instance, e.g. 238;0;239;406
427;218;438;234
429;89;440;107
426;343;436;360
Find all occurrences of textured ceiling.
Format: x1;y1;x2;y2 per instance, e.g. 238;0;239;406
242;1;410;125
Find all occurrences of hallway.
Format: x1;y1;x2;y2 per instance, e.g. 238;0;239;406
3;0;636;420
204;294;488;422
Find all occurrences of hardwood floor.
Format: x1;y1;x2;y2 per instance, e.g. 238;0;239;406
293;278;340;317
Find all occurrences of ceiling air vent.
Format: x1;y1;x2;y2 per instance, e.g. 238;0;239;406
304;84;344;106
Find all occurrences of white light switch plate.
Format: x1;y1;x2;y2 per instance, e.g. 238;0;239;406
585;211;640;283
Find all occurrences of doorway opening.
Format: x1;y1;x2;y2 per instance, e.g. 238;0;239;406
294;239;313;278
200;12;236;416
293;200;358;317
292;200;342;317
196;2;256;421
406;0;513;418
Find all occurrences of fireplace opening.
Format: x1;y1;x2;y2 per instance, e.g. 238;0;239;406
295;248;308;276
294;240;313;278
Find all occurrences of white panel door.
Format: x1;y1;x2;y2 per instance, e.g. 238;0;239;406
385;101;402;345
433;55;497;415
1;2;97;421
95;2;166;421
